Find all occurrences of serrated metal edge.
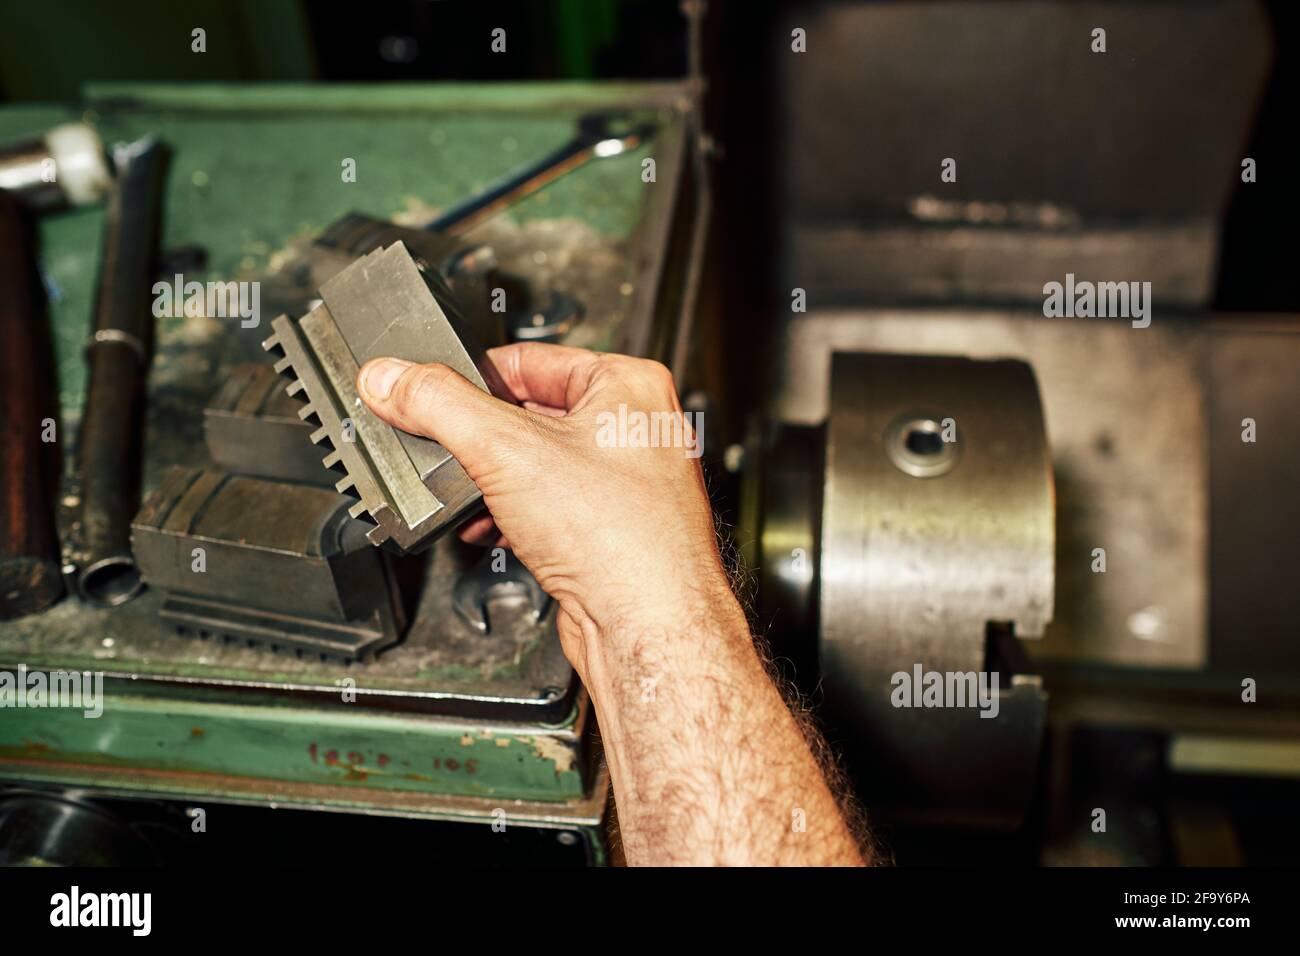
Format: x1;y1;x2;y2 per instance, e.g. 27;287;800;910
263;315;399;549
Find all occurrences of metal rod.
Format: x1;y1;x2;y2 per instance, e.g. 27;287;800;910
72;137;168;606
0;191;65;618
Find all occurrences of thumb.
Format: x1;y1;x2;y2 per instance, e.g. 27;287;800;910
357;358;520;471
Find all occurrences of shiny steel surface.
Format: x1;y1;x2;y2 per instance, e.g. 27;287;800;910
817;352;1055;819
819;352;1054;685
265;242;510;554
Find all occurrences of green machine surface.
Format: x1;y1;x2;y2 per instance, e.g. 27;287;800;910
0;691;589;802
0;81;668;416
0;82;693;847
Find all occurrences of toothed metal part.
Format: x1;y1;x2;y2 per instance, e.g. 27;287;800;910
262;242;513;554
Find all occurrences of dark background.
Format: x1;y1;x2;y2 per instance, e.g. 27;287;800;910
2;0;1297;313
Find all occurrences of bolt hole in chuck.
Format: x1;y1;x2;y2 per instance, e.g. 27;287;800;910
887;413;961;478
905;423;944;456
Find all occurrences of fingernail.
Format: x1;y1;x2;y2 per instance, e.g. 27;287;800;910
361;358;411;399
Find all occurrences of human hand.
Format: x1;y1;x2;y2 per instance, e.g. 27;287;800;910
356;343;733;679
359;343;868;865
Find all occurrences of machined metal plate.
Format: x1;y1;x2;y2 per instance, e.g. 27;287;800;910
779;2;1270;220
264;242;511;554
789;220;1219;310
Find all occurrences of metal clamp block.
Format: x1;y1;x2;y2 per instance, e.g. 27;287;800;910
131;466;405;661
263;241;512;554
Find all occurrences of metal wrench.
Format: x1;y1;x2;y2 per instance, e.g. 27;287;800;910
424;113;652;236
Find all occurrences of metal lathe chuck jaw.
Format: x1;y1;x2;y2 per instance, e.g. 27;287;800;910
263;242;512;555
741;352;1056;823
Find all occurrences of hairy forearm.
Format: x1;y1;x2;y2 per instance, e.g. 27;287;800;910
356;346;865;863
581;586;867;866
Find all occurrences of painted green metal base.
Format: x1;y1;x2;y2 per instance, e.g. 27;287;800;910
0;680;607;868
0;689;589;803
